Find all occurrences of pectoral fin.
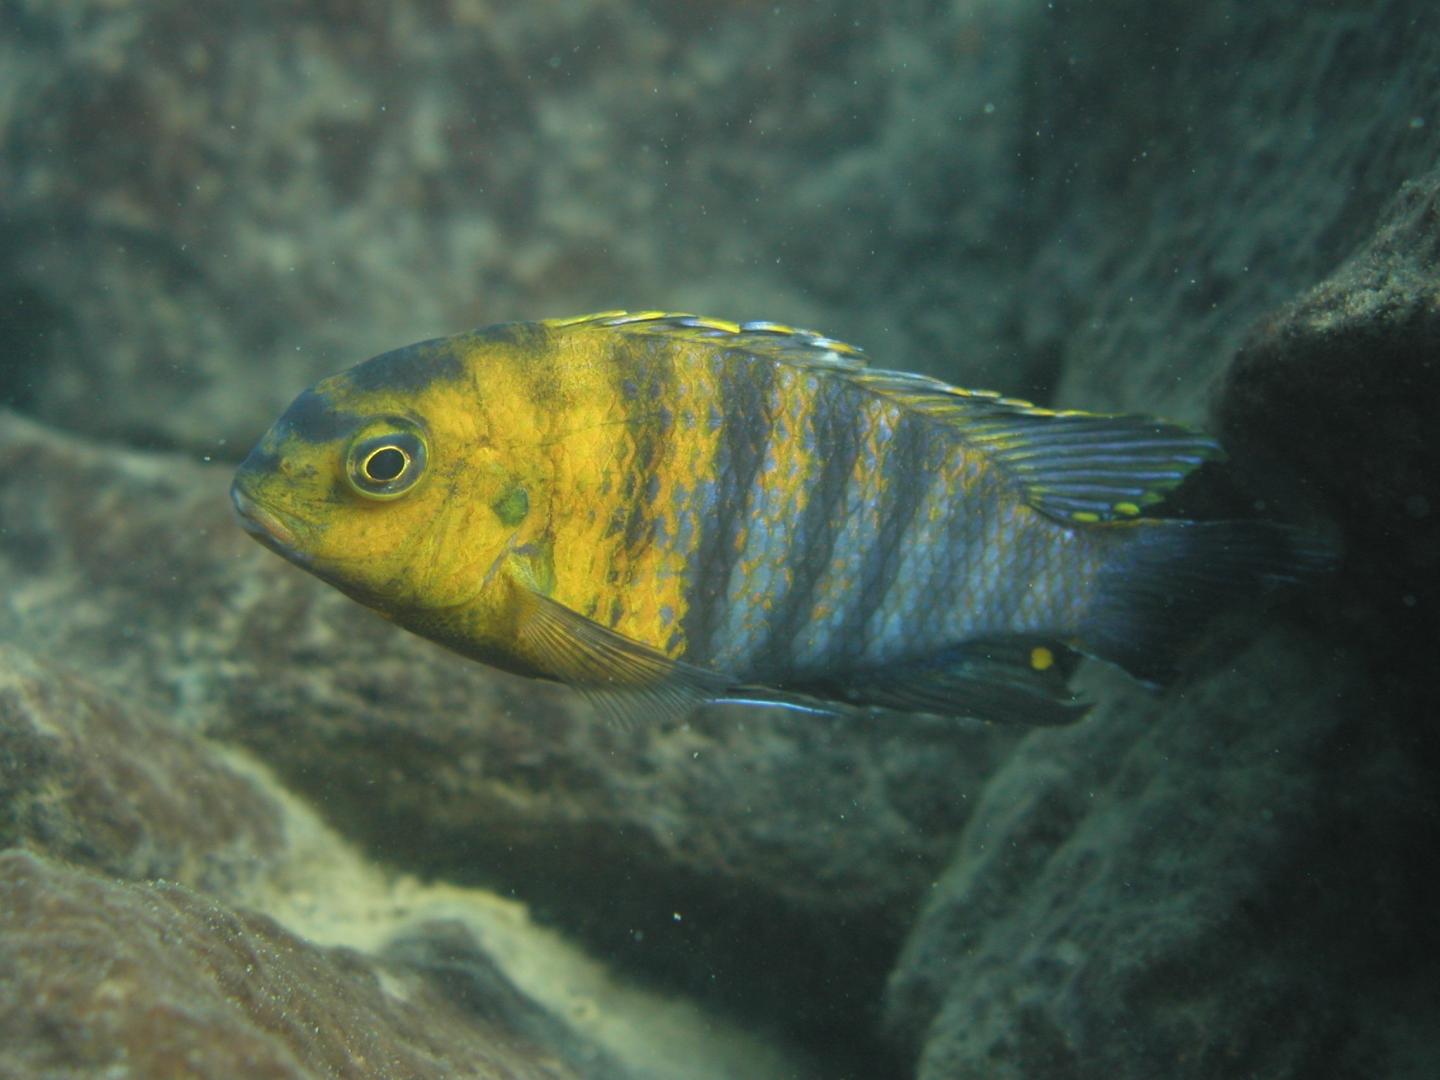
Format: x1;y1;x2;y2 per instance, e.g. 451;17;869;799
511;583;731;727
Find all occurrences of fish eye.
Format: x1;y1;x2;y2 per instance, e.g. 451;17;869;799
346;426;427;500
363;446;408;482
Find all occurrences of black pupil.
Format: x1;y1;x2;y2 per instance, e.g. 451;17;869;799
365;447;407;482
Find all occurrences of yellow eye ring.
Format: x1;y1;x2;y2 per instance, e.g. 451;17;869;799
345;426;427;500
362;445;410;483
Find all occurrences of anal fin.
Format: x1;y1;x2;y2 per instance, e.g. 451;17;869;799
786;639;1090;726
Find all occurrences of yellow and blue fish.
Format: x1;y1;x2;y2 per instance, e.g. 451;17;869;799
231;311;1331;726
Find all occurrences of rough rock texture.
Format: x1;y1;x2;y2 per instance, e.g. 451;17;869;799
0;0;1051;452
0;408;1009;1068
883;632;1440;1079
0;644;285;893
6;0;1438;455
1220;163;1440;684
0;849;620;1080
1028;0;1440;424
0;618;818;1079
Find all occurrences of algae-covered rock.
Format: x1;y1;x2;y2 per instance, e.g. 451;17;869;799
881;73;1440;1080
8;0;1437;457
0;849;619;1080
0;573;822;1079
0;644;285;892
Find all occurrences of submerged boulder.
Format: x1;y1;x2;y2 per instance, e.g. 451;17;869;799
0;644;285;893
883;630;1437;1078
0;849;622;1080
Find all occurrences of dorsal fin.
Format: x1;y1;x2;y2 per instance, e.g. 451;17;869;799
909;393;1224;523
797;364;1222;523
545;310;868;373
546;311;1221;523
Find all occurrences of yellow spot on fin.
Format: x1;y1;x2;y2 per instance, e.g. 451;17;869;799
781;638;1088;726
946;405;1224;524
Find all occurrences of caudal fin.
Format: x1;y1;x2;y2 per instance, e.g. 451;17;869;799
1080;519;1338;685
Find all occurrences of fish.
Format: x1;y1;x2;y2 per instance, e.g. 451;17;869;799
231;311;1333;726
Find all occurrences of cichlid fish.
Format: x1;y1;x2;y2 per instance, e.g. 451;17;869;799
231;311;1331;726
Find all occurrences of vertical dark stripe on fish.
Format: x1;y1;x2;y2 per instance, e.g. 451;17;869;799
755;375;864;677
927;448;995;637
515;321;566;417
682;349;776;665
867;428;955;657
838;405;931;660
617;337;676;574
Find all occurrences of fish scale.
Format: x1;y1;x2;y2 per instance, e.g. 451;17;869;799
865;435;968;650
709;363;807;672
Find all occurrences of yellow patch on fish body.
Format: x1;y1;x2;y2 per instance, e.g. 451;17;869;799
233;312;1332;726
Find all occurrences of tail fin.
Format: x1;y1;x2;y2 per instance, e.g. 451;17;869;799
1080;519;1338;685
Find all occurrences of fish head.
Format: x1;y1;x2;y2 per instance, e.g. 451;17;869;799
231;336;531;616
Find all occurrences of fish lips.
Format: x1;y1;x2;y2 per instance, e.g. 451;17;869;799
230;480;310;564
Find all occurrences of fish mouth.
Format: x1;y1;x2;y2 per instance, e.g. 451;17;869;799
230;482;307;561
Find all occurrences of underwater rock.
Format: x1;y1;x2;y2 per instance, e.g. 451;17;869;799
1220;162;1440;685
0;597;818;1078
1028;0;1440;425
874;16;1440;1059
0;643;286;894
882;631;1440;1079
0;407;1011;1064
0;848;619;1080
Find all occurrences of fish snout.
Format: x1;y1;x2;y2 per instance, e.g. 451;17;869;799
230;478;305;557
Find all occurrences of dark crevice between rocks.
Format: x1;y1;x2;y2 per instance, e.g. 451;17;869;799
0;282;62;415
1220;308;1440;763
